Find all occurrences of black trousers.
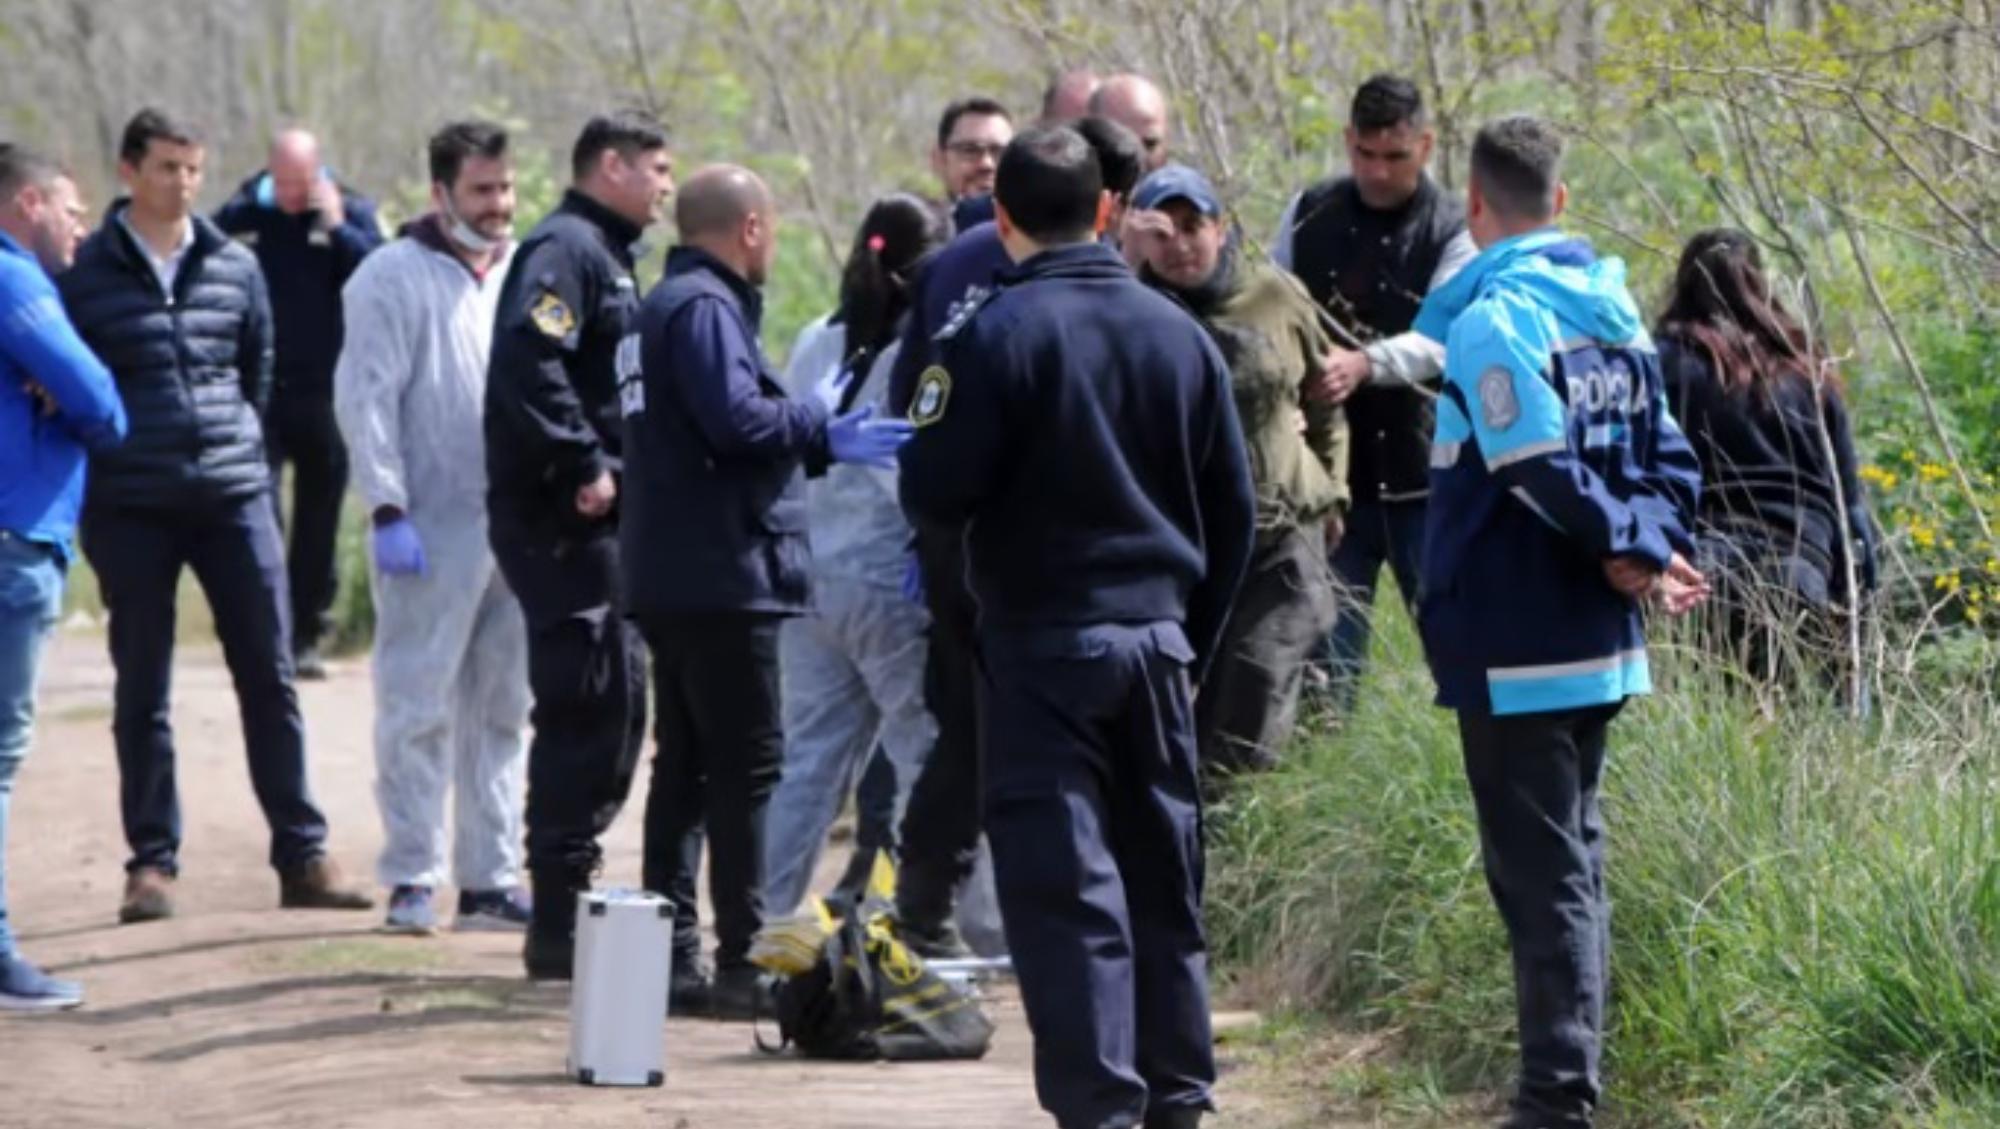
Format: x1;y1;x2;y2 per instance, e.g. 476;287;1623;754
894;533;984;929
638;612;785;970
490;527;647;880
983;622;1214;1129
264;395;348;654
1458;702;1622;1128
853;748;898;853
1196;527;1338;781
81;496;329;874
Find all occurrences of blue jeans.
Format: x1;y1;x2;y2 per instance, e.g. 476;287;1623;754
0;531;65;958
1321;498;1427;711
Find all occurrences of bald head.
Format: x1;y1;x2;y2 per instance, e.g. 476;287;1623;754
1040;69;1101;125
676;164;771;238
676;164;779;284
268;128;323;214
1088;75;1171;170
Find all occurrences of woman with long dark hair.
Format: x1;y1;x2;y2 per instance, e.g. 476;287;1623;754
763;193;949;917
1656;228;1877;686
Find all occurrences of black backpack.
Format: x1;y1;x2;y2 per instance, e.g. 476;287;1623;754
757;915;994;1061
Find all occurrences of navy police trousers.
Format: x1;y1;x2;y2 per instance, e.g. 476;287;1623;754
981;621;1215;1129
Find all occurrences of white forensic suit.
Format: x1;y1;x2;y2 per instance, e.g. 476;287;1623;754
333;217;530;892
762;316;938;916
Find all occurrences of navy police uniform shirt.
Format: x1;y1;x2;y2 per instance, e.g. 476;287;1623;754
484;189;644;536
1413;230;1701;716
885;221;1011;417
898;241;1257;681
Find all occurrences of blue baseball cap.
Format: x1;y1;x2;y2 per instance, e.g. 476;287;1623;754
1131;164;1223;217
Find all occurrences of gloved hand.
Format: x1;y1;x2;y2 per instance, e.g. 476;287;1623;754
827;405;915;469
372;518;427;577
901;551;925;606
813;364;855;414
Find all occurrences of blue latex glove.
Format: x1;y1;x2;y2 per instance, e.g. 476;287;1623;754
827;405;915;469
901;551;925;606
372;518;427;577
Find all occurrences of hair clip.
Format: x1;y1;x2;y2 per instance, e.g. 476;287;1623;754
867;234;886;254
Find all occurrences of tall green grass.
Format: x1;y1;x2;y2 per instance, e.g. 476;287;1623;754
1209;600;2000;1127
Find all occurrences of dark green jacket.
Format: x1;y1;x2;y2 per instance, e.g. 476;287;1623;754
1154;249;1349;534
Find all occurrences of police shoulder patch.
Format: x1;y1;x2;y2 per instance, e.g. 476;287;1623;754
910;365;952;428
1478;365;1520;431
529;289;577;340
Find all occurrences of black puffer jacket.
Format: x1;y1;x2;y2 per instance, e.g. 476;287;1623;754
59;204;274;510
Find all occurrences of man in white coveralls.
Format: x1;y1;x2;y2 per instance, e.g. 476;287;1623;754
334;120;532;934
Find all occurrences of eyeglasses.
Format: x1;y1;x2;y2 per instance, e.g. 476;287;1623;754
945;141;1008;160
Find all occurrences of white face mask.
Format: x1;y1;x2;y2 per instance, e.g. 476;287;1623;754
441;191;510;255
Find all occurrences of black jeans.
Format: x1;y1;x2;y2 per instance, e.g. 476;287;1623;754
491;528;647;880
264;395;348;654
81;496;329;874
638;612;786;970
1458;702;1622;1128
894;533;984;929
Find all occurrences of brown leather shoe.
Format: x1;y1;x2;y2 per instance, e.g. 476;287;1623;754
119;867;176;924
278;856;374;911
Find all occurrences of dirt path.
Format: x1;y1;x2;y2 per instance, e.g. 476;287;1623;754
3;631;1338;1129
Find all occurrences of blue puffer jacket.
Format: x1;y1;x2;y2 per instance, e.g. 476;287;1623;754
58;203;275;511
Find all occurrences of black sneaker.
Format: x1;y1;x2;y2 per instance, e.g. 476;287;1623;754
456;886;532;932
706;963;770;1022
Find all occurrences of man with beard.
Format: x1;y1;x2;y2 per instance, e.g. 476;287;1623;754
1273;75;1477;709
335;120;532;935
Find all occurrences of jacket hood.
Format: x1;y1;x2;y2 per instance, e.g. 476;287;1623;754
1413;228;1642;347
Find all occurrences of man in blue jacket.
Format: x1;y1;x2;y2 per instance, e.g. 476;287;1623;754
884;116;1145;960
619;165;910;1017
60;109;371;925
214;129;381;678
900;127;1255;1129
0;143;125;1010
1413;115;1706;1129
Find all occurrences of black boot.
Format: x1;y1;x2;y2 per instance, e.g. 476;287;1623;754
706;963;771;1022
667;948;712;1017
1142;1106;1204;1129
893;912;971;960
523;869;583;981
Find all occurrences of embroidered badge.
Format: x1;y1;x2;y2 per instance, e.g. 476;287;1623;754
910;365;952;427
1478;365;1520;431
529;289;577;340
